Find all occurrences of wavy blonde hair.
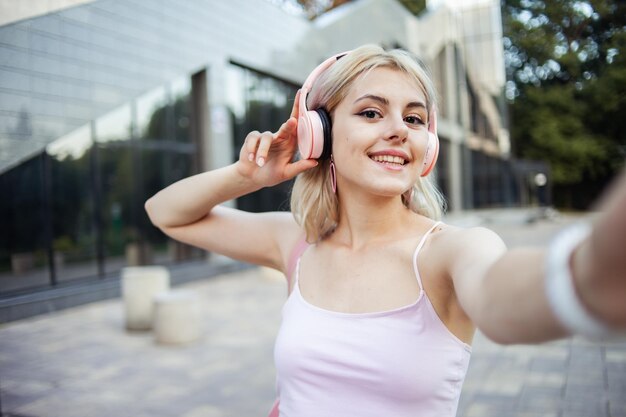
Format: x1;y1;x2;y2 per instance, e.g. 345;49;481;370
290;44;446;242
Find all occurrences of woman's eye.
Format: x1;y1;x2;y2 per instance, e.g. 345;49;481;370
359;110;380;119
405;115;424;125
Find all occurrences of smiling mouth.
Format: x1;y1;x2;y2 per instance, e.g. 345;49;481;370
370;154;407;166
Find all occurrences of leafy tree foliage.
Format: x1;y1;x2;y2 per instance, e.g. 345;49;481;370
292;0;425;19
503;0;626;208
294;0;351;19
396;0;427;16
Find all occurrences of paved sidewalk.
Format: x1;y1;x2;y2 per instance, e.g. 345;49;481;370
1;210;625;417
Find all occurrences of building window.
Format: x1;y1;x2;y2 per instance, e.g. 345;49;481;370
47;124;99;284
0;155;50;292
434;48;447;119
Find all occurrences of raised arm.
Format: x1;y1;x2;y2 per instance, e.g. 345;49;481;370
144;91;317;271
447;169;626;344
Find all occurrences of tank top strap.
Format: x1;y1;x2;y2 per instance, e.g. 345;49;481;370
286;236;309;293
412;221;442;291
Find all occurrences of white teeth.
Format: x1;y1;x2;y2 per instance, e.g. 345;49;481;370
371;155;406;165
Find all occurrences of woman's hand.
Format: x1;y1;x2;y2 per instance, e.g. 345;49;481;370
236;90;318;188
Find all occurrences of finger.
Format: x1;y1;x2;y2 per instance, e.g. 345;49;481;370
255;131;274;167
283;159;319;179
290;89;301;119
244;131;261;162
274;117;297;142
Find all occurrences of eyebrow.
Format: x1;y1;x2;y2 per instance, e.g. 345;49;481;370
354;94;427;110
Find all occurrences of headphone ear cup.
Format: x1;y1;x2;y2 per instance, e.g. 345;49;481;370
298;110;325;160
299;108;332;160
315;108;333;160
297;113;313;159
420;131;439;177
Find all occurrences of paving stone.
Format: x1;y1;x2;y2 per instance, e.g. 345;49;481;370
516;386;562;413
463;401;518;417
609;400;626;417
529;356;568;373
562;399;610;417
524;371;565;388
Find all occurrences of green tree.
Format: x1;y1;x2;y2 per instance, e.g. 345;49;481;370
290;0;425;19
503;0;626;208
396;0;426;16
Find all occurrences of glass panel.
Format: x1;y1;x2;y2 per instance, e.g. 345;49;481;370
0;155;50;294
139;149;203;264
472;150;488;208
136;86;167;141
226;66;247;121
94;105;137;274
171;77;192;143
436;140;450;202
139;147;169;263
434;48;447;119
95;104;133;143
46;124;99;282
135;77;197;265
136;78;191;144
472;151;510;208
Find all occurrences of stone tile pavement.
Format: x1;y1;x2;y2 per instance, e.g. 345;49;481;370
1;268;284;417
1;211;625;417
458;330;626;417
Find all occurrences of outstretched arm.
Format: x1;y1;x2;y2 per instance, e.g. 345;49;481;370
448;169;626;344
144;91;317;271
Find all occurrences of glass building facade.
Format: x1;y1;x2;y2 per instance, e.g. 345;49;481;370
0;77;205;294
0;62;303;295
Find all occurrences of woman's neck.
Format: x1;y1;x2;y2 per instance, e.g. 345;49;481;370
331;191;417;250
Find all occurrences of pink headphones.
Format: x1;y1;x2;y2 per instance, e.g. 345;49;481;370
297;51;440;177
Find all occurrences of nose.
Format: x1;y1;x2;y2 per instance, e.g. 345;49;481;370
384;115;408;142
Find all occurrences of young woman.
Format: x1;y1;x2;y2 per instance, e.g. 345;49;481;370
145;45;626;417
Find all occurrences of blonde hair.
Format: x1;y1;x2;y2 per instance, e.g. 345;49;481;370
291;44;446;242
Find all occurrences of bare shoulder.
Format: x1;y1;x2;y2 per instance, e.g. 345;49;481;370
429;223;507;280
428;223;504;247
259;210;306;254
432;223;506;252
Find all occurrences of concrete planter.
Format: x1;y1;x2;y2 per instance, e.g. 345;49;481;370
121;266;170;331
153;289;201;345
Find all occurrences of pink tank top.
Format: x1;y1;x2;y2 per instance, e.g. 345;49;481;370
274;222;471;417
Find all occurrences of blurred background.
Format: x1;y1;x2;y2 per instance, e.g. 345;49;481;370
0;0;625;416
0;0;624;311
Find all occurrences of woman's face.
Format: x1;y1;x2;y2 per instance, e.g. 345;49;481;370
330;66;430;198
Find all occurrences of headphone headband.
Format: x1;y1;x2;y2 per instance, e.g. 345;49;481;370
301;52;350;93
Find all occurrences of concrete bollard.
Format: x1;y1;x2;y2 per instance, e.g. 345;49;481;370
121;266;170;331
153;290;201;345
